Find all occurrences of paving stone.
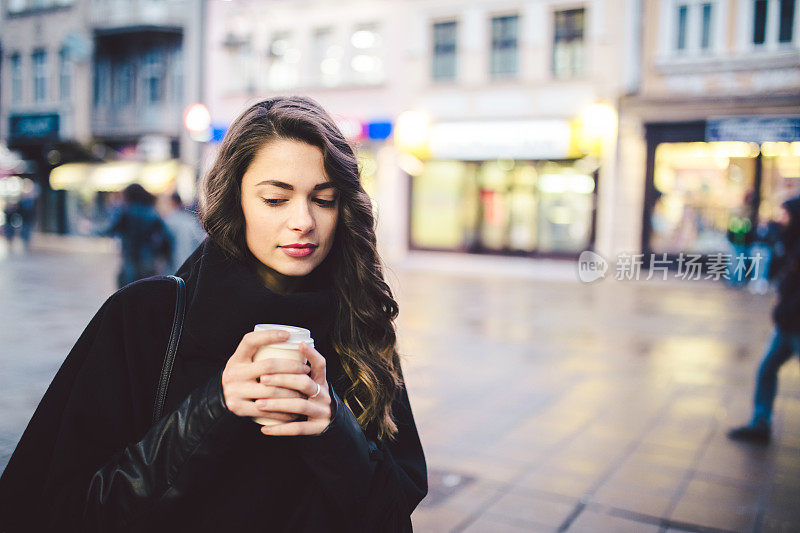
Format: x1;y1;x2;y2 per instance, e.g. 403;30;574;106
566;509;661;533
481;485;578;529
461;514;551;533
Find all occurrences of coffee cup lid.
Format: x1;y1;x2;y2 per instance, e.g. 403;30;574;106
254;324;314;345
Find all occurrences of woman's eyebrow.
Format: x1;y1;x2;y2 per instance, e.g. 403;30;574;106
255;180;334;191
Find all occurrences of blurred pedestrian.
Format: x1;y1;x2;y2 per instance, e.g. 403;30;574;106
748;218;783;294
728;195;800;443
161;191;206;272
100;183;172;288
2;200;19;244
17;179;38;251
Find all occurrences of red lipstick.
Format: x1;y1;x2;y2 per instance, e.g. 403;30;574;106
280;243;317;258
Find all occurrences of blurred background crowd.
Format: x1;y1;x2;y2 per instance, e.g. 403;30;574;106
0;0;797;282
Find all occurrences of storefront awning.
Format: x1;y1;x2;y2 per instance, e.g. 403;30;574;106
50;159;192;193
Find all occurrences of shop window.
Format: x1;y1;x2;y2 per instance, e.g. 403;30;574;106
350;23;383;85
32;50;47;104
650;142;762;255
753;0;768;45
357;150;378;210
410;159;595;254
490;15;518;78
535;167;595;253
411;161;471;249
553;8;585;78
779;0;796;43
432;20;457;81
759;142;800;220
10;53;22;104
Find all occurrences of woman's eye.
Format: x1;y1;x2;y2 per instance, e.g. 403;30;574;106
261;198;287;206
314;198;337;208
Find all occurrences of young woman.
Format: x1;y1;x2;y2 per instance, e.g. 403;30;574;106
0;96;427;531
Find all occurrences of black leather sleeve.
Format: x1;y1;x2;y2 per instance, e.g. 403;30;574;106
73;371;244;532
295;383;427;532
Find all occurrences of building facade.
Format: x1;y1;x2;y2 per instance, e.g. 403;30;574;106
0;0;202;234
203;0;631;262
400;0;629;260
618;0;800;262
204;0;409;259
1;0;93;232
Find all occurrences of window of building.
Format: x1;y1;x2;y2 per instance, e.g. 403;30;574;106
8;0;27;13
701;3;714;49
432;20;457;81
350;23;383;85
142;48;164;103
779;0;796;43
490;15;518;78
753;0;768;44
676;4;689;50
650;141;800;255
11;53;23;103
553;8;585;78
32;50;47;103
172;48;183;103
410;159;595;254
94;58;110;106
59;47;72;101
114;61;134;106
312;27;342;87
268;32;300;90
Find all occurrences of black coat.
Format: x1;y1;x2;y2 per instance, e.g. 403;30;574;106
0;239;427;532
773;242;800;334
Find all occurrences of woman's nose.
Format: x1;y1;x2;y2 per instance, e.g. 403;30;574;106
289;201;315;233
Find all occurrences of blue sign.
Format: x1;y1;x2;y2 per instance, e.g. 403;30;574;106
210;124;228;143
10;114;60;144
706;117;800;143
367;121;392;141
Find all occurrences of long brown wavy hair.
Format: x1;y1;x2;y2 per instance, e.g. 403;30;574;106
200;96;403;440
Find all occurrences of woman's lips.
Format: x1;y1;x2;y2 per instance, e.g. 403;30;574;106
280;245;317;258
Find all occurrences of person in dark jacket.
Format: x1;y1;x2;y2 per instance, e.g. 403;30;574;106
728;195;800;443
0;96;427;531
101;183;172;288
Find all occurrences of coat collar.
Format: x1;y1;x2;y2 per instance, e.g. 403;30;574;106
176;238;338;375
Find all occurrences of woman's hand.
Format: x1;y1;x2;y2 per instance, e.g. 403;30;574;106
256;342;333;436
221;330;310;423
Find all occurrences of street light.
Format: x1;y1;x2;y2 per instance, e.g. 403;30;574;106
183;103;212;142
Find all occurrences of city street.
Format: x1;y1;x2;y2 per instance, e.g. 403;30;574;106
1;237;798;532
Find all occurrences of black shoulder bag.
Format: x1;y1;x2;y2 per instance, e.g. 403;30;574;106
152;275;186;424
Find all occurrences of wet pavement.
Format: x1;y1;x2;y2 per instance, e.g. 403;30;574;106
1;236;798;532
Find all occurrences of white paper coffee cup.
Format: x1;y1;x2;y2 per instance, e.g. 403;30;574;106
252;324;314;426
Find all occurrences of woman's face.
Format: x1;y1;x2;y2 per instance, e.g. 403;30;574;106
240;138;338;279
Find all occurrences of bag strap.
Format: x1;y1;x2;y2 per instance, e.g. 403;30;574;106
153;275;186;424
